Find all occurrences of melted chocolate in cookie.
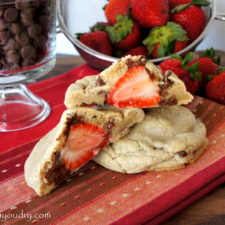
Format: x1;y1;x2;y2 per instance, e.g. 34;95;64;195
177;151;188;158
96;77;105;86
44;151;70;185
125;56;147;69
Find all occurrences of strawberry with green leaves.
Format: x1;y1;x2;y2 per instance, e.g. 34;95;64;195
131;0;169;28
106;14;141;50
187;48;219;91
171;0;210;41
159;53;202;94
79;31;113;56
143;22;188;58
105;0;131;25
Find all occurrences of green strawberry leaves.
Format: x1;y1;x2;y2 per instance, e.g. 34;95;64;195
187;62;202;81
191;0;211;6
91;22;108;32
172;52;202;81
171;0;211;13
202;47;221;65
106;14;133;43
143;22;188;57
171;3;191;13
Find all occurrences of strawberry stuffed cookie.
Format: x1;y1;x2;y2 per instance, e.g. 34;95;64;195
25;55;194;196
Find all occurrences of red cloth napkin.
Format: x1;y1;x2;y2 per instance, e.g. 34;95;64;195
1;64;225;225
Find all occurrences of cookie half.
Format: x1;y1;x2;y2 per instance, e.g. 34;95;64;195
24;107;144;196
65;55;193;109
94;106;209;173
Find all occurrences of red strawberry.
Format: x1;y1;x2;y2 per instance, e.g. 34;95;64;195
143;22;188;58
122;46;148;57
181;73;199;94
79;31;112;56
206;72;225;104
131;0;169;28
169;0;192;9
105;0;131;25
187;57;218;89
173;40;189;53
171;5;206;42
107;66;160;108
159;55;201;94
106;15;141;50
63;123;108;170
159;58;188;79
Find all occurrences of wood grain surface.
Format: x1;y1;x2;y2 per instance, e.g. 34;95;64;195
45;53;225;225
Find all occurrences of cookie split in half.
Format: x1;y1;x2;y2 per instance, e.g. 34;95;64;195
24;107;144;196
65;55;193;109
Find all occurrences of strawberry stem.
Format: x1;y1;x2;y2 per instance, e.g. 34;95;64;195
106;14;133;43
171;0;210;13
202;48;221;65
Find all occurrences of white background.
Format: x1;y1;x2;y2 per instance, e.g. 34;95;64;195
56;0;225;55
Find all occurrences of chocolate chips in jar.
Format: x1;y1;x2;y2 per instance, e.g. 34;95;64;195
0;0;53;71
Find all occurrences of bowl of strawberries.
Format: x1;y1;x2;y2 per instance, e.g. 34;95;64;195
57;0;220;70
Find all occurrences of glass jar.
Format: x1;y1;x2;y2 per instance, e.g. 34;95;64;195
0;0;56;83
0;0;56;132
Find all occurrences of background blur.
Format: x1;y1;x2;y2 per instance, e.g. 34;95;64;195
56;0;225;55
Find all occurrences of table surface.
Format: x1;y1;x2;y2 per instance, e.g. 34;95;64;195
45;54;225;225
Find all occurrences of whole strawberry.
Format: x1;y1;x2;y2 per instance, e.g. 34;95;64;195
105;0;131;25
122;46;148;57
188;57;218;81
131;0;169;28
143;22;188;58
106;15;141;50
159;53;201;94
159;58;188;79
79;31;113;56
171;0;210;41
206;72;225;104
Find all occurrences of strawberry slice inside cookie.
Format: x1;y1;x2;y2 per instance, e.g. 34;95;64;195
63;123;108;170
107;66;160;108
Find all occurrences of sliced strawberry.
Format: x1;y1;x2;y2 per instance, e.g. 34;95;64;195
107;66;160;108
63;123;108;170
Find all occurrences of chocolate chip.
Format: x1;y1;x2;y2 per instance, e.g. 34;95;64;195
22;58;35;67
21;12;34;26
6;50;20;64
0;31;9;45
8;63;21;71
107;121;115;131
31;0;40;8
0;8;4;17
22;7;36;17
4;38;20;51
35;35;46;47
96;77;105;86
177;151;188;158
0;18;8;30
15;32;30;46
10;22;22;34
21;45;36;59
27;24;42;38
4;8;18;22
